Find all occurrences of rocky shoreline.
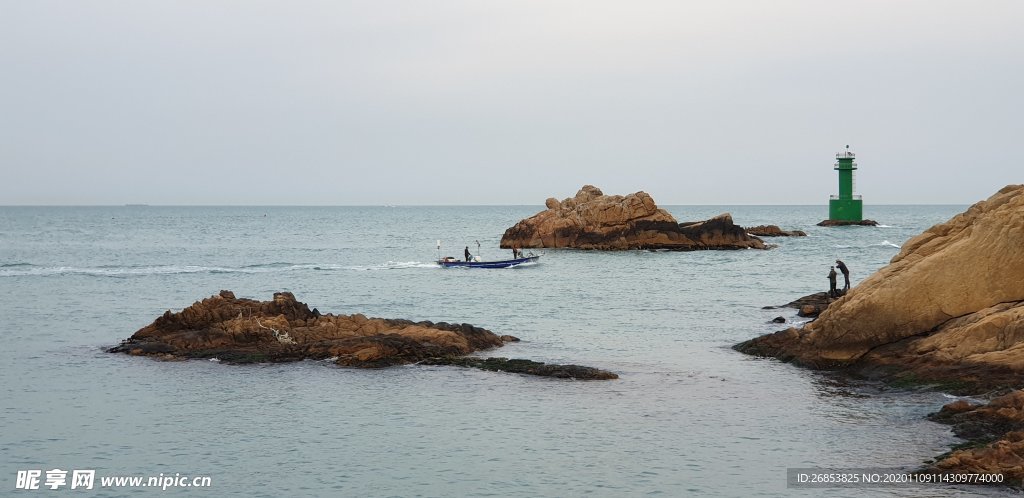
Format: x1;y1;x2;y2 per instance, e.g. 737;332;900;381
110;291;617;380
737;185;1024;486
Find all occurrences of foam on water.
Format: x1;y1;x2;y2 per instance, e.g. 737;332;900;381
344;261;439;271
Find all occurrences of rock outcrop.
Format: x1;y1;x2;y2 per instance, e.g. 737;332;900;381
745;225;807;237
737;185;1024;384
762;291;843;318
110;291;617;379
500;185;766;251
816;219;879;227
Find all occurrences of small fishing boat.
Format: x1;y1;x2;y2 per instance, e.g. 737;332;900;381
435;240;540;268
437;254;540;268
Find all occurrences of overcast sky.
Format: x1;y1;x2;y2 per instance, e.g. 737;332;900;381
1;1;1021;205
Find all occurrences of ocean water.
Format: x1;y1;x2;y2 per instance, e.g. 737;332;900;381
0;205;1003;497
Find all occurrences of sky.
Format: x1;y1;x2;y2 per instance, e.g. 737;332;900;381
1;0;1021;205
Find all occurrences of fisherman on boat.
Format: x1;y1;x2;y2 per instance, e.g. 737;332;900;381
465;246;471;262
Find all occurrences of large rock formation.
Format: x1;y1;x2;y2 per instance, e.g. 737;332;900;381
736;185;1024;484
500;185;766;251
110;291;617;379
737;184;1024;386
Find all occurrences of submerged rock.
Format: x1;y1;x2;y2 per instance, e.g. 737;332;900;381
420;357;619;380
109;291;615;379
745;225;807;237
500;185;766;251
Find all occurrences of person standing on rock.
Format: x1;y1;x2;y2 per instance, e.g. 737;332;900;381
465;246;471;262
828;266;838;298
835;260;850;290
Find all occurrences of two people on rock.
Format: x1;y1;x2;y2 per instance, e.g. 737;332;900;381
828;260;851;298
835;260;850;290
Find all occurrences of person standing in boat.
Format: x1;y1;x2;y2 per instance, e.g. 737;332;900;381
465;246;471;262
828;266;838;298
835;259;850;291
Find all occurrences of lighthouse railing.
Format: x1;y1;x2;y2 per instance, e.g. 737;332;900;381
830;195;862;200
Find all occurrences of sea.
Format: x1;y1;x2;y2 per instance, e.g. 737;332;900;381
0;205;1006;497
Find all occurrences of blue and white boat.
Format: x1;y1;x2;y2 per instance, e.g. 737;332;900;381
437;254;540;268
436;240;540;268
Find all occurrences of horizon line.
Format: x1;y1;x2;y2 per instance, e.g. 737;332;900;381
0;202;972;208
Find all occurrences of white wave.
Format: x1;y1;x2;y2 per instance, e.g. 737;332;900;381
833;240;901;250
940;393;984;404
344;261;437;271
872;240;901;248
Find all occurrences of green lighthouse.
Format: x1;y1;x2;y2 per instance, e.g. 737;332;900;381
828;145;863;221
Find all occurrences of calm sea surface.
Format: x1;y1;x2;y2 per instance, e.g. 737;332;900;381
0;205;1002;497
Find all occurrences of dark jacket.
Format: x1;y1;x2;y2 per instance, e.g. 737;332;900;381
835;261;849;276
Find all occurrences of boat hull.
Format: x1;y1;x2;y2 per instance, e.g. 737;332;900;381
437;256;540;268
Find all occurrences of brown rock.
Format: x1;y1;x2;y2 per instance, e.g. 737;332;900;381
798;305;819;318
927;391;1024;484
112;291;505;367
737;185;1024;380
745;225;807;237
109;292;616;379
500;185;766;251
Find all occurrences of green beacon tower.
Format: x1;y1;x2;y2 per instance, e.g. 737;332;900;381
828;145;863;221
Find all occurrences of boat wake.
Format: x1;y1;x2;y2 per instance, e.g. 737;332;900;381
0;261;438;278
343;261;437;271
